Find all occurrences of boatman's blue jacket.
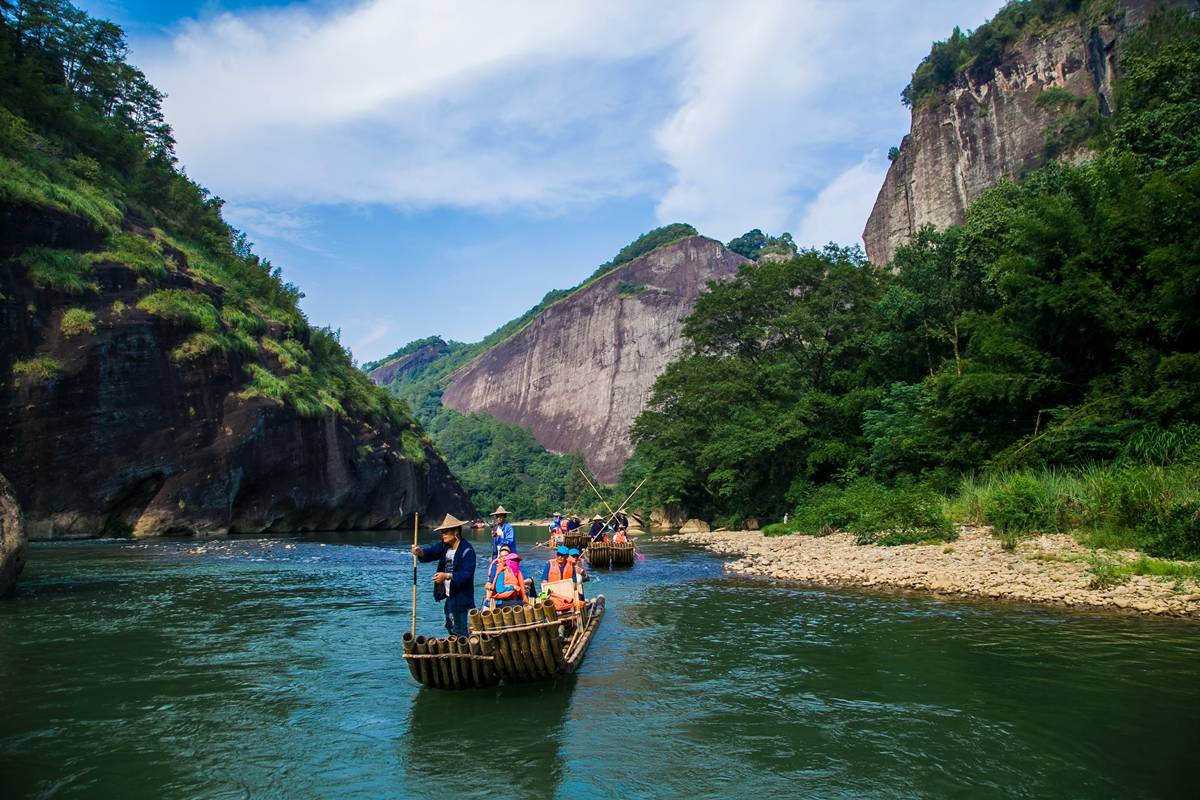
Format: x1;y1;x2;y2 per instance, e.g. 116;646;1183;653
417;538;476;613
491;521;516;557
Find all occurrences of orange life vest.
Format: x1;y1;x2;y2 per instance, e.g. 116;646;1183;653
613;531;628;543
545;559;575;582
494;566;527;603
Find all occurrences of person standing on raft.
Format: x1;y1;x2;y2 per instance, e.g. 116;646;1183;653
412;514;476;637
490;505;516;557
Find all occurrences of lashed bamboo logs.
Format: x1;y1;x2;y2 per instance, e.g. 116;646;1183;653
413;635;431;685
402;632;420;682
586;541;634;568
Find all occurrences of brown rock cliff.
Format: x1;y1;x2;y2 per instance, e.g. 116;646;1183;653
863;0;1189;266
440;236;748;482
0;202;474;539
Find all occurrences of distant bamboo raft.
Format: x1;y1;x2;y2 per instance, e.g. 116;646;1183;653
563;532;590;550
586;541;634;568
402;596;606;690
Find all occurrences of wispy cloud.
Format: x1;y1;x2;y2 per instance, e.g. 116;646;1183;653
793;154;890;252
137;0;1000;246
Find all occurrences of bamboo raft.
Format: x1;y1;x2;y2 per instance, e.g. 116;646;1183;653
563;532;591;550
586;540;635;568
401;596;606;689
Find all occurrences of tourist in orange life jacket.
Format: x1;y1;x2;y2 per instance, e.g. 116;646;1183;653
613;529;629;544
484;544;512;605
491;553;528;608
543;545;582;612
543;545;574;581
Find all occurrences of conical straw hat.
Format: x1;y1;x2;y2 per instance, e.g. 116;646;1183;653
434;513;466;531
491;505;508;516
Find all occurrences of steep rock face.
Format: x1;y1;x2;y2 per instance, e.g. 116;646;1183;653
368;339;450;386
0;472;26;597
0;203;473;539
863;0;1182;266
441;236;748;481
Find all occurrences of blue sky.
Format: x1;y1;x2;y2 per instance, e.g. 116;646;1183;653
79;0;1000;363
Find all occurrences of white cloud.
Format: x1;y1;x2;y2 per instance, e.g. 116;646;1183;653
793;154;890;251
223;204;322;250
136;0;1001;236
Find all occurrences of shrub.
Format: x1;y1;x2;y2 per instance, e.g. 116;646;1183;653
12;357;61;386
617;280;646;296
983;473;1058;536
60;307;96;336
171;332;224;362
778;479;956;545
137;289;220;332
21;247;94;293
84;233;167;278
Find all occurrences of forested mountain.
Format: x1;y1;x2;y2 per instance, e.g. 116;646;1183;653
367;225;742;518
0;0;473;537
628;6;1200;558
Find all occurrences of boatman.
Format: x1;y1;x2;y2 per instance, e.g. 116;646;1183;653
490;505;516;557
589;514;605;539
412;513;476;637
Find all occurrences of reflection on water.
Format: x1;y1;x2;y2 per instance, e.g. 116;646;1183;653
1;528;1197;799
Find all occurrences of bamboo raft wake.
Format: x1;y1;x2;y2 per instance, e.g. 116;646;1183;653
401;596;606;689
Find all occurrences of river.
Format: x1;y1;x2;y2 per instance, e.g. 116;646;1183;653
1;527;1196;799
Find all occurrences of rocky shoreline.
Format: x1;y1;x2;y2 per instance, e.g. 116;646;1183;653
676;527;1200;618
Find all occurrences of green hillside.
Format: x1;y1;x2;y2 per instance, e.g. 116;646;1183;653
1;1;430;461
629;8;1200;559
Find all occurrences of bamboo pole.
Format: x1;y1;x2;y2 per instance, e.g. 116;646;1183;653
468;638;487;690
540;599;567;672
528;604;558;678
480;609;510;679
413;635;431;686
520;607;547;679
499;607;526;681
435;638;452;689
410;513;419;638
402;632;420;682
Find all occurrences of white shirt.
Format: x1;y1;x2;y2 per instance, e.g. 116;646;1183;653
443;546;456;596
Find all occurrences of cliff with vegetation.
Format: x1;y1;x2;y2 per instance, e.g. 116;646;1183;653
367;225;747;514
863;0;1195;266
628;8;1200;569
441;235;746;482
0;2;473;538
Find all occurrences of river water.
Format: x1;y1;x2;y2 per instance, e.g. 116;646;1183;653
1;527;1196;799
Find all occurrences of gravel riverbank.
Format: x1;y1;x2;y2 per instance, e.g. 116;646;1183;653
676;527;1200;617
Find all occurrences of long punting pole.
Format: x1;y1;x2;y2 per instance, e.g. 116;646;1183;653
411;512;419;638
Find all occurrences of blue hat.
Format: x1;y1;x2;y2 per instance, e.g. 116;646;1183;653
568;548;580;557
556;545;569;556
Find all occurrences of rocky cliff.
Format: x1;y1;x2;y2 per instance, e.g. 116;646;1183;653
0;472;25;597
438;236;747;482
0;202;473;539
863;0;1187;266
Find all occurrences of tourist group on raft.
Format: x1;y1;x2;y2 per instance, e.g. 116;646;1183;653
413;505;630;638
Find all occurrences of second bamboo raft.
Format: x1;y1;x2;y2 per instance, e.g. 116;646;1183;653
585;541;635;568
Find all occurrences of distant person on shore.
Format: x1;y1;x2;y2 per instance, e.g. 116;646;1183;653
490;552;528;608
412;514;476;637
490;505;516;557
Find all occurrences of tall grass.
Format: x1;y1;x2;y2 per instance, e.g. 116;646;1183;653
763;479;956;545
950;460;1200;560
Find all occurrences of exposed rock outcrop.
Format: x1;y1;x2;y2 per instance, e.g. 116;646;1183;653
0;472;26;597
1;202;474;539
863;0;1190;266
367;339;451;386
439;236;748;481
